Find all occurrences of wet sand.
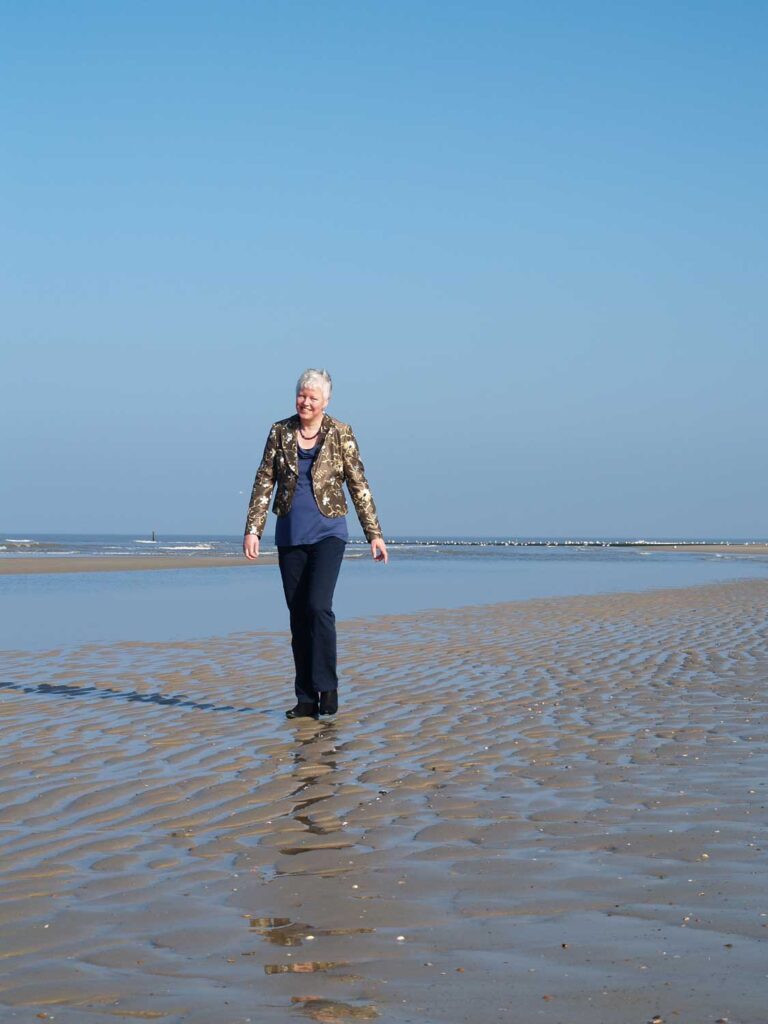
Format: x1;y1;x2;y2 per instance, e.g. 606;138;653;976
1;579;767;1023
0;555;274;575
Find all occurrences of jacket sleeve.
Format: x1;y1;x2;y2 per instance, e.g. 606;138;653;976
244;425;278;537
340;424;383;542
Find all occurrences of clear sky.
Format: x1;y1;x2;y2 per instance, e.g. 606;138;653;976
2;1;766;539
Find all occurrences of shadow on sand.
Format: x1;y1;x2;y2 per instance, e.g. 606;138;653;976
0;679;264;714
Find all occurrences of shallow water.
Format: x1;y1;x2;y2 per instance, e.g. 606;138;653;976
2;545;768;650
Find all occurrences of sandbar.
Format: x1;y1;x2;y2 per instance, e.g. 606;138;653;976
0;554;274;574
655;542;768;555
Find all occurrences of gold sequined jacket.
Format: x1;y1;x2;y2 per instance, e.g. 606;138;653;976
244;414;383;542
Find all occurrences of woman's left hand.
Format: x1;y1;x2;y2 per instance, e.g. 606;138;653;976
371;537;388;563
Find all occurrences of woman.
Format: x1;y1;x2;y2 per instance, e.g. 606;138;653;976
243;368;388;719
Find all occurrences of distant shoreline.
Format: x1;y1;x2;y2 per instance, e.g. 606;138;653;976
1;543;767;575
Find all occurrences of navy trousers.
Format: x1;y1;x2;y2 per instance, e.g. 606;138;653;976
277;537;346;702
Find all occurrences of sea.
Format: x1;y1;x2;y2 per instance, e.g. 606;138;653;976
2;532;768;651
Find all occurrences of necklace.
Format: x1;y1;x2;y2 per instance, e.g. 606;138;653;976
299;427;320;440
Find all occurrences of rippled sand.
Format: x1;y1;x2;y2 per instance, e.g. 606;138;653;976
1;580;767;1023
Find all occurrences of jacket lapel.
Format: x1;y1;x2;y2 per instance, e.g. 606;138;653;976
312;414;334;478
317;413;333;448
281;416;299;475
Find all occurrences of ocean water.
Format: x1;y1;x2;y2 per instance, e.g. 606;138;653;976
2;533;768;651
0;533;244;558
2;532;767;560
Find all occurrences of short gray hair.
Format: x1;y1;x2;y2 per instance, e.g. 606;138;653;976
296;368;333;401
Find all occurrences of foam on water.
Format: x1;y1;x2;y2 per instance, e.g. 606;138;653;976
159;544;215;551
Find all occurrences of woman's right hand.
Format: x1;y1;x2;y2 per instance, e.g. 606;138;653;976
243;534;260;560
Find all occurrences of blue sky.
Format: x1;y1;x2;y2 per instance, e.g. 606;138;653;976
2;2;766;538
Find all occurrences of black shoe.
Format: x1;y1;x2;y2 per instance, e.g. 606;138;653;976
318;690;338;715
285;702;318;719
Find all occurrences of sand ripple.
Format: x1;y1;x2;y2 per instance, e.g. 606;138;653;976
1;580;768;1022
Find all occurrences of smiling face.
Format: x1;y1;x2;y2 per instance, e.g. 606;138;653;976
295;386;329;427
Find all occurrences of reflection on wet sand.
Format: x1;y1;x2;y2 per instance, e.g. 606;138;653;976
1;579;768;1022
248;914;374;951
264;960;348;974
291;996;379;1020
279;724;359;855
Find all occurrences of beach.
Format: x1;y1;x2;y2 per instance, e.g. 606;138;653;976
2;578;767;1023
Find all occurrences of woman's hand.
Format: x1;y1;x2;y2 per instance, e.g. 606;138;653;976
371;537;388;563
243;534;260;560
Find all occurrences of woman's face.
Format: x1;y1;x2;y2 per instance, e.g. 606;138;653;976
296;386;328;422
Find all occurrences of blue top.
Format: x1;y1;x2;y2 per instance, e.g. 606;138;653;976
274;443;349;547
